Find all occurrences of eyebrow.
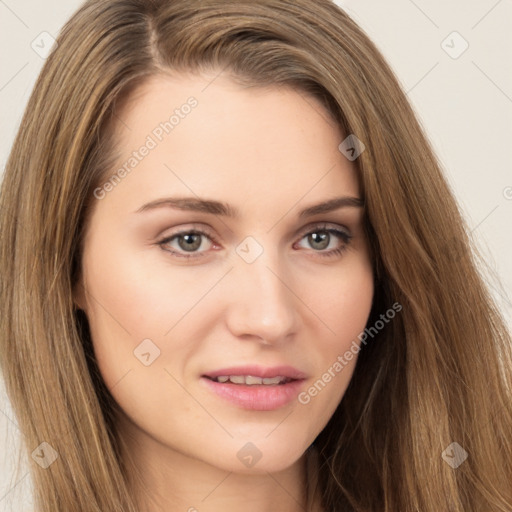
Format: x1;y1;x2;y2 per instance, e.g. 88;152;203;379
135;195;364;218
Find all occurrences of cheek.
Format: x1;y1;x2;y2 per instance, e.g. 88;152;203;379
309;251;374;348
80;238;226;395
82;237;199;340
296;254;374;414
79;238;167;390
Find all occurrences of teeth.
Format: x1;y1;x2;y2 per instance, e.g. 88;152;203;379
262;376;283;385
245;375;263;385
213;375;289;385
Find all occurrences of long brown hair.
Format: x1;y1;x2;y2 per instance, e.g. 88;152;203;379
1;1;511;510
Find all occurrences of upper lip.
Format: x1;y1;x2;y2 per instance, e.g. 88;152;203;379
202;365;308;380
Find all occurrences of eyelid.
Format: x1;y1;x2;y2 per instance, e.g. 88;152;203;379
158;223;217;242
296;221;351;238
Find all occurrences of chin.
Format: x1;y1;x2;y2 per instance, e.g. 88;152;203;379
206;436;311;475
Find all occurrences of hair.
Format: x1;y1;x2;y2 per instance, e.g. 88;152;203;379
1;0;511;510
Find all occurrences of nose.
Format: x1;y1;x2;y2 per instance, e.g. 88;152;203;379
224;249;298;345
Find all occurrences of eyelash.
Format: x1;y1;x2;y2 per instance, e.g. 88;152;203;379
157;223;353;261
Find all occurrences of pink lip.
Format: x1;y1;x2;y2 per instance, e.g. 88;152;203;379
200;365;308;411
200;377;306;411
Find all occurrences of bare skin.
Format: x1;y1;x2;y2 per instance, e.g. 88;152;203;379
75;70;374;512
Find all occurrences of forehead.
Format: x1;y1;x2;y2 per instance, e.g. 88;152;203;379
96;72;360;221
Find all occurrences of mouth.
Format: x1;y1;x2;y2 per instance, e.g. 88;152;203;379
200;365;307;411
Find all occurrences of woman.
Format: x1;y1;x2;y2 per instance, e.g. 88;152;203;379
1;0;511;511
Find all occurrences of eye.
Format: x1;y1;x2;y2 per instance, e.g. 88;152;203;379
157;222;353;260
294;223;353;259
157;227;217;259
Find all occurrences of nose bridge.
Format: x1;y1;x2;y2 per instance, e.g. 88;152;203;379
226;239;297;342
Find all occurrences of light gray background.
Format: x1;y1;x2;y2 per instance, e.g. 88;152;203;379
1;0;511;509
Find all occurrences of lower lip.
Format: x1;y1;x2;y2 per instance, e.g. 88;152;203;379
200;377;305;411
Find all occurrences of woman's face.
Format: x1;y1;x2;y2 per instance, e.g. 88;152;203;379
75;71;374;475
